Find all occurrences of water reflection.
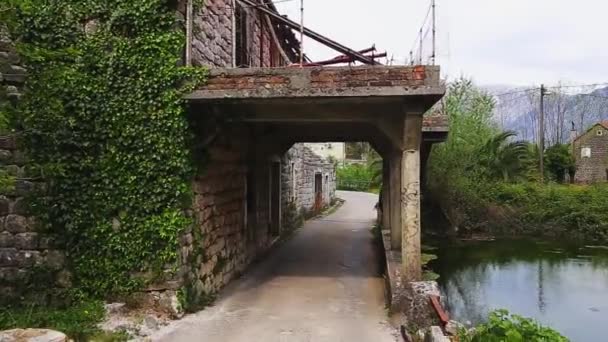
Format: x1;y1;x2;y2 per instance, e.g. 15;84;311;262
431;239;608;342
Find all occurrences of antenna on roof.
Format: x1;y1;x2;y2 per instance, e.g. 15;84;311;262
300;0;304;67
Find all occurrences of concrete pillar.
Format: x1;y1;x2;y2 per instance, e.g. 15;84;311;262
401;115;423;281
381;159;390;230
389;151;402;250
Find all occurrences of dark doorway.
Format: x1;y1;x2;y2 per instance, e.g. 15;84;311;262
270;161;281;236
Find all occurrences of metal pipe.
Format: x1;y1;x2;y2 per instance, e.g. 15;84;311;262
232;0;237;67
431;0;436;65
237;0;376;65
186;0;193;66
418;27;423;65
265;14;292;64
305;52;387;66
300;0;304;67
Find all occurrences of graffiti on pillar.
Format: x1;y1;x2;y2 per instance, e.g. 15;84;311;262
401;181;421;240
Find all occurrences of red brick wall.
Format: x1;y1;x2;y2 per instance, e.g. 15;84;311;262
201;66;431;91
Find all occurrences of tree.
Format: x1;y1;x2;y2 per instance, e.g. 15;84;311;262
478;131;529;182
545;144;575;183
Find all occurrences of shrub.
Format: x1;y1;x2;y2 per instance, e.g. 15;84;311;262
0;300;127;341
336;163;374;191
459;309;569;342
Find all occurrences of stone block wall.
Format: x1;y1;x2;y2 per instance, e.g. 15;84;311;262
574;123;608;183
181;0;288;68
0;30;69;305
185;138;250;296
180;129;277;305
281;144;336;226
180;138;336;305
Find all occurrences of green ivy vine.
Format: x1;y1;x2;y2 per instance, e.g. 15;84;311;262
2;0;206;297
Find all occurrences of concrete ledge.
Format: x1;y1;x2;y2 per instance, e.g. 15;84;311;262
381;229;408;312
187;65;445;101
381;230;442;328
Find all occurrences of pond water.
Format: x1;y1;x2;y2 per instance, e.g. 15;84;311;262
430;239;608;342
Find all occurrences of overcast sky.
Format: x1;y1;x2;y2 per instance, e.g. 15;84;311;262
276;0;607;87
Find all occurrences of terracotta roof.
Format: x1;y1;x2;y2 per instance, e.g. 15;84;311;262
600;120;608;129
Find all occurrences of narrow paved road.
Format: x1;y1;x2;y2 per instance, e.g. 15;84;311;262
153;191;397;342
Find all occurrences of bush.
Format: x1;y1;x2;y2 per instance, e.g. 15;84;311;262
460;310;569;342
435;178;608;243
0;300;127;341
336;164;374;191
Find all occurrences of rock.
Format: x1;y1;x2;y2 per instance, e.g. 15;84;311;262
56;270;72;288
14;232;39;249
4;215;28;233
14;180;34;197
416;328;426;341
0;231;14;248
445;320;464;336
105;302;126;315
43;250;65;270
0;136;17;150
0;196;10;216
0;149;11;163
5;165;23;177
425;326;450;342
0;328;67;342
158;291;183;318
144;315;159;330
11;197;29;215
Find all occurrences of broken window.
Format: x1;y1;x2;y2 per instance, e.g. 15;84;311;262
235;3;249;67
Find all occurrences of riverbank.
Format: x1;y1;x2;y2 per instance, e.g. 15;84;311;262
431;181;608;244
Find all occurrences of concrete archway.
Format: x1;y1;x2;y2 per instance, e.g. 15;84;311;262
185;65;445;301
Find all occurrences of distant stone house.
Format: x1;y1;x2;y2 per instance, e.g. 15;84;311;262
573;120;608;183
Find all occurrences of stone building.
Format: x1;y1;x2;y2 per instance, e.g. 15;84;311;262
0;0;336;307
1;0;446;311
304;143;346;163
573;120;608;183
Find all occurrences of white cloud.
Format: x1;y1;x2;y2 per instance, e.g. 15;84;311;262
275;0;607;86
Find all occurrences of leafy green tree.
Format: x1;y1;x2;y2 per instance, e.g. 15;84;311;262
478;131;529;182
427;77;497;191
545;144;575;183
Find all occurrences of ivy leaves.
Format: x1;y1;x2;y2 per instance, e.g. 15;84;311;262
5;0;205;296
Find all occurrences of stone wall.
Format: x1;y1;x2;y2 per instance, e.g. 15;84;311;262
573;123;608;183
179;138;336;306
0;30;69;305
281;144;336;228
179;128;276;306
183;0;288;68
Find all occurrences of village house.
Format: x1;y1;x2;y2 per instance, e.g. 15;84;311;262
573;120;608;183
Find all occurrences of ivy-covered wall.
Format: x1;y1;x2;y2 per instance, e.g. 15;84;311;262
0;28;71;305
1;0;205;304
0;0;304;310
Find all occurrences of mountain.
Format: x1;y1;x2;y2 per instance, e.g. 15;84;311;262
485;85;608;145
